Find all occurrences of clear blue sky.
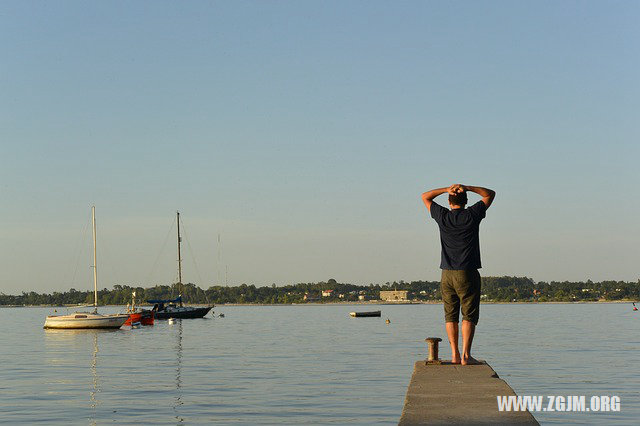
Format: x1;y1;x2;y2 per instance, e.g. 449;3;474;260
1;1;638;294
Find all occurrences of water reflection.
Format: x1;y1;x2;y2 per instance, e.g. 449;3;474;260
10;305;638;425
43;329;117;425
172;319;184;423
90;332;98;421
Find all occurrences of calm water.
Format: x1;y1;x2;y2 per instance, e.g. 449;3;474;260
0;304;638;425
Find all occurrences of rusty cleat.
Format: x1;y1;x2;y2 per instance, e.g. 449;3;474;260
425;337;442;365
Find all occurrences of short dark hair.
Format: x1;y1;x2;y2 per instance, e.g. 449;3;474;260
448;192;467;206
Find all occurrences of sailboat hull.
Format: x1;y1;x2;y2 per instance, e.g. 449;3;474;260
154;306;212;319
44;313;129;329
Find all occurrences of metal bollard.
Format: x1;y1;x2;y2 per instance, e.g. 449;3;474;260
425;337;442;365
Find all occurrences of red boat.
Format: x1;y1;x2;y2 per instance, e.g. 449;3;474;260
124;309;154;326
124;291;155;326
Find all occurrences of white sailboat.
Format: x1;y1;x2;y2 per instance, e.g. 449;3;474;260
44;206;129;329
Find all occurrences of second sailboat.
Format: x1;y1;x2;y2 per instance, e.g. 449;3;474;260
149;211;213;319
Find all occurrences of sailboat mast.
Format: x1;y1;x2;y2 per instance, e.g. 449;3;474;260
217;233;221;285
92;206;98;309
177;211;183;306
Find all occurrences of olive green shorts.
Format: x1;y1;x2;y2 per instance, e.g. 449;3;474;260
441;269;481;325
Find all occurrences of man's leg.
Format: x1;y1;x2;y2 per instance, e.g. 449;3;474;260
445;321;460;364
441;270;461;363
458;269;481;365
461;320;478;365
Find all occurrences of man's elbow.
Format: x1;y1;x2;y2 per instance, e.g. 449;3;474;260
483;190;496;207
421;193;433;210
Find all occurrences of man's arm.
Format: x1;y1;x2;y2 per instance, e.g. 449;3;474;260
462;185;496;208
421;186;455;212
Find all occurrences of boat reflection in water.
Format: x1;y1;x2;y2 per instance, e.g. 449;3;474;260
171;319;184;423
89;333;99;424
43;329;114;425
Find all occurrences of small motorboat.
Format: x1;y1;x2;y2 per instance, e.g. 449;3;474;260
349;310;381;318
124;310;154;326
124;292;155;326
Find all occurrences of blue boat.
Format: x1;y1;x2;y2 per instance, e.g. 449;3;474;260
148;212;213;320
149;296;212;320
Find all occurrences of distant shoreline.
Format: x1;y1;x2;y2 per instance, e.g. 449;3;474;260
2;299;635;308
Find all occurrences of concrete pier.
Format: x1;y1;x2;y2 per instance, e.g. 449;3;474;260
399;361;539;425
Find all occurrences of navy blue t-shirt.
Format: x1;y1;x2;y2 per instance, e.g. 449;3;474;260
430;201;486;270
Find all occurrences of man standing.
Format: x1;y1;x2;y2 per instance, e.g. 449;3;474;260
422;184;495;365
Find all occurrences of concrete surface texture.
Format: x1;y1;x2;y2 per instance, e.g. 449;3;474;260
399;361;539;425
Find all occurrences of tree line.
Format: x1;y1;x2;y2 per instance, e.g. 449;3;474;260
1;277;639;306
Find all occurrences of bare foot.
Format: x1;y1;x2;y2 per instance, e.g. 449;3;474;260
461;355;481;365
451;352;461;364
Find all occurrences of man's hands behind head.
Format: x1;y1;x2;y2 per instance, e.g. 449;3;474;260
448;184;466;196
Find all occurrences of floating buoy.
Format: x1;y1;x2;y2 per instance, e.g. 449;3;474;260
168;318;176;324
634;303;638;311
385;318;390;324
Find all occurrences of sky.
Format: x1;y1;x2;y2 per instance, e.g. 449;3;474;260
1;1;638;295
